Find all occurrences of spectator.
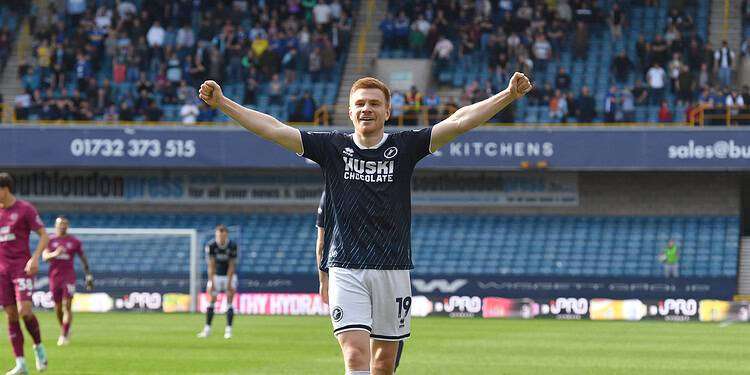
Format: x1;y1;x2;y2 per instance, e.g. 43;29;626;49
714;40;735;88
547;20;564;60
394;11;410;49
549;89;568;123
611;51;633;84
659;239;679;278
726;90;745;123
313;1;333;29
405;85;423;125
555;67;571;92
281;47;299;84
146;20;166;48
14;91;31;120
410;15;429;55
298;91;317;122
676;65;695;106
635;34;649;71
650;34;669;66
176;22;195;51
144;100;163;122
432;36;454;77
309;47;322;82
196;102;216;122
646;63;667;104
389;91;405;125
668;53;684;91
531;34;551;73
573;21;589;60
604;86;618;122
658;100;673;122
608;3;625;40
118;101;135;121
575;86;596;123
269;74;283;105
556;0;573;25
379;13;396;50
424;91;440;120
180;100;199;124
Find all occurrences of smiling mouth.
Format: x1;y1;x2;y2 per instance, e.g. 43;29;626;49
359;117;375;121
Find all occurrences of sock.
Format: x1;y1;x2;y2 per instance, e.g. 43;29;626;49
226;306;234;327
394;340;404;371
15;357;25;368
22;315;42;345
347;371;370;375
206;304;215;326
62;321;70;337
8;320;24;357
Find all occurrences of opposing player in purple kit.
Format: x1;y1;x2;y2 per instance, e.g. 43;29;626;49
200;70;531;374
0;173;49;375
43;216;93;346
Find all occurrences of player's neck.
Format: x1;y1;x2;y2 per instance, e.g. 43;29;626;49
353;130;385;149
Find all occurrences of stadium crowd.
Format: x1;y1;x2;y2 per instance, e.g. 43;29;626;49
381;0;748;124
14;0;355;123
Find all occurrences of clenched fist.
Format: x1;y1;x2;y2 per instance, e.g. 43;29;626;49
507;72;533;99
199;80;224;108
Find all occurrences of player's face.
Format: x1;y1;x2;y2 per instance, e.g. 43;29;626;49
349;88;390;135
215;229;228;244
0;187;7;207
55;218;69;235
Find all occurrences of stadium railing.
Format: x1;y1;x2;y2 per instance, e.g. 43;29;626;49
689;104;750;126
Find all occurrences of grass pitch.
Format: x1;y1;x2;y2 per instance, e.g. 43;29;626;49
0;312;748;374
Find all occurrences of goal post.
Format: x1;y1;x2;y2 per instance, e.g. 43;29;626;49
45;227;201;312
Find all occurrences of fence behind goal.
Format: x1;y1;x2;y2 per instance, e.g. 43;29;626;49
39;228;200;312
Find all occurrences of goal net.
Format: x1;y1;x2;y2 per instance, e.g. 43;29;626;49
42;228;200;312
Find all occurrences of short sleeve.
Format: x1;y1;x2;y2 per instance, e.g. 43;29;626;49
315;192;326;228
401;127;433;165
229;243;238;259
299;131;336;166
204;244;214;257
25;204;44;232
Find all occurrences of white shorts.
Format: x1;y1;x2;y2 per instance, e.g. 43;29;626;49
207;275;237;294
328;267;411;341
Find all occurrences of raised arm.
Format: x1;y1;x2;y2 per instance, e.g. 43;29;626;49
199;80;303;153
429;72;532;152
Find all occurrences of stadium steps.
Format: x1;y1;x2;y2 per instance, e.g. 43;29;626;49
709;0;743;51
333;0;387;126
709;0;745;88
0;16;31;122
738;236;750;294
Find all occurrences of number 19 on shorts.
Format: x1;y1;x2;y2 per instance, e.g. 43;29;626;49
396;297;411;328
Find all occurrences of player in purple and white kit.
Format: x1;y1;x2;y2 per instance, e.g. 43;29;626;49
43;216;93;346
0;173;49;375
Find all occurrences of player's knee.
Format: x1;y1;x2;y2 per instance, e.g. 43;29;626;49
4;308;19;322
18;306;33;319
372;351;397;372
342;345;369;369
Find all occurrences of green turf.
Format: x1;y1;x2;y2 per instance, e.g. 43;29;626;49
1;312;749;374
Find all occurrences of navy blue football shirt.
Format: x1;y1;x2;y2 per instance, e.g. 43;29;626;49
301;128;432;270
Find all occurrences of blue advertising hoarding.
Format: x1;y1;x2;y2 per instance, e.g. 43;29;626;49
2;125;750;170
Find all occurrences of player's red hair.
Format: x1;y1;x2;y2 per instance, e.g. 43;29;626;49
350;77;391;105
